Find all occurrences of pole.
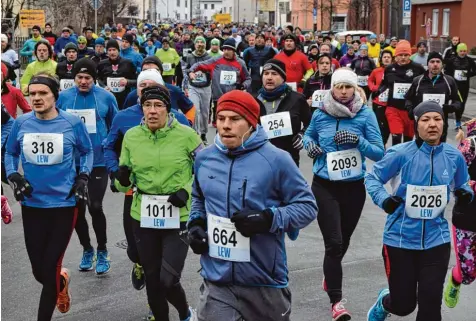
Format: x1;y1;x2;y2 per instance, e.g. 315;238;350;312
380;0;383;34
95;0;98;34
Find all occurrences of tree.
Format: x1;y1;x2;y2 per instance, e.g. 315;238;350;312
1;0;27;30
347;0;387;32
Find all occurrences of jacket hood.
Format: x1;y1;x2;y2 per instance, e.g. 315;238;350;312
213;125;268;156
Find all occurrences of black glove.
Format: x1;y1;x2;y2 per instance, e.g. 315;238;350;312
8;172;33;201
188;219;208;254
292;133;304;150
167;188;189;208
298;80;306;88
231;209;274;237
68;173;89;205
407;107;414;120
382;196;404;214
109;173;119;193
334;130;359;145
455;189;472;206
442;104;455;113
171;63;176;68
305;141;324;159
236;83;244;90
116;166;131;187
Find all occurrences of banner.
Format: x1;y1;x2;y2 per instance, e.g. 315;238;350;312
259;0;275;12
214;14;231;25
19;10;45;28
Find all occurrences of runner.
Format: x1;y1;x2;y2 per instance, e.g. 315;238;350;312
367;34;381;66
115;85;202;321
1;103;14;194
188;90;317;321
377;40;425;146
155;37;180;84
410;41;429;69
42;23;58;47
365;101;473;321
207;38;223;58
303;68;384;320
1;62;31;118
368;50;393;146
405;51;462;143
383;37;398;56
20;25;43;63
444;43;476;130
256;59;311;166
182;36;212;143
54;27;77;59
97;39;137;109
188;38;251;127
350;44;376;100
5;73;93;321
307;44;320;64
1;34;19;68
443;36;460;61
57;58;118;274
444;118;476;308
312;44;341;72
243;33;276;96
20;40;58;95
274;33;313;93
339;45;357;68
90;37;107;65
55;43;78;92
77;36;94;59
303;54;333;114
121;33;144;72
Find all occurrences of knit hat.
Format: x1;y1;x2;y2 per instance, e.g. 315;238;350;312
142;56;163;73
360;44;368;51
77;36;87;44
140;85;171;112
123;33;134;44
73;58;97;80
417;41;427;48
95;37;105;46
395;40;411;56
0;34;7;43
217;90;260;128
210;38;220;46
369;34;377;40
427;51;443;63
137;69;164;86
64;42;78;53
106;39;120;51
331;68;358;89
194;36;206;44
162;37;170;44
457;43;468;52
262;59;286;81
281;33;298;43
222;38;236;51
32;25;41;31
414;100;444;121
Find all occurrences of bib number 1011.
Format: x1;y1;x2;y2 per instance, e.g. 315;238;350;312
146;204;173;218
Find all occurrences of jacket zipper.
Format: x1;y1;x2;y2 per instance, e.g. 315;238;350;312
421;147;435;249
335;119;341;151
226;157;236;284
241;179;247;208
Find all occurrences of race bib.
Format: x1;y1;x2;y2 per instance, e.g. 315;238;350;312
326;149;362;181
23;133;64;165
60;79;75;91
346;63;351;67
163;63;172;72
311;90;329;108
194;72;207;83
423;93;445;107
107;77;125;93
66;109;97;134
357;76;368;87
260;112;293;139
140;195;180;229
208;213;250;262
220;71;237;85
304;45;309;53
393;83;411;99
183;48;192;57
454;70;467;81
378;89;389;103
286;82;297;91
405;185;447;220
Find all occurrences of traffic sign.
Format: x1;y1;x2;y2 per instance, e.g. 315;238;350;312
88;0;103;10
19;10;45;28
403;0;411;12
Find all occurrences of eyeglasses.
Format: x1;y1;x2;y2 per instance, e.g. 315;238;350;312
143;103;166;109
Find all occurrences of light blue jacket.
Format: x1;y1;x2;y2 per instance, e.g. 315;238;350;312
20;37;42;63
188;126;317;287
57;86;118;167
365;141;473;250
120;47;143;73
303;105;384;181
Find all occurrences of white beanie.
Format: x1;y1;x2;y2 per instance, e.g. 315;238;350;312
137;69;164;88
1;34;8;43
331;68;358;89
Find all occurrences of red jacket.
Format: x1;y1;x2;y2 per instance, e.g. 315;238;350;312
368;67;387;106
312;58;341;73
275;50;312;93
1;83;32;118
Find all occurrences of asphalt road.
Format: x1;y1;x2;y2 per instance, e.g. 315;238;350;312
2;128;475;321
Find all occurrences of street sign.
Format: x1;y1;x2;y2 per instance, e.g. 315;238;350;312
214;13;231;25
403;18;411;25
402;0;411;26
19;10;45;28
403;0;411;12
88;0;103;10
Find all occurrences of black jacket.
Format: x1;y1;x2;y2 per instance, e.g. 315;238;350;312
56;59;77;80
303;72;332;99
91;52;108;65
256;90;311;165
97;57;137;108
351;56;376;77
444;55;476;87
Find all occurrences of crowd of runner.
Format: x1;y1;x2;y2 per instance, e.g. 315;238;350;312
1;21;476;321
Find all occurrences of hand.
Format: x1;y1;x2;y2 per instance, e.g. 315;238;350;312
407;108;414;120
119;78;128;86
116;166;131;187
171;63;176;68
167;188;189;208
442;104;454;113
298;80;306;88
1;196;12;224
188;219;208;254
455;189;472;206
307;98;313;106
231;209;274;237
109;173;119;193
8;172;33;201
105;86;111;92
184;88;189;97
292;133;304;150
68;173;89;205
189;72;196;80
305;141;324;159
334;130;359;145
236;83;244;90
382;196;404;214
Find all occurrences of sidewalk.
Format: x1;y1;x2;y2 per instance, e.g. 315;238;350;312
463;91;476;120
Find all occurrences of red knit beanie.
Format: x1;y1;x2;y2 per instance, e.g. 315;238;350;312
217;90;260;128
395;40;412;56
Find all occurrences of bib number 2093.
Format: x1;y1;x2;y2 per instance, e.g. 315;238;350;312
331;156;358;171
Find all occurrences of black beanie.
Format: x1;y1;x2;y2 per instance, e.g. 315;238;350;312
72;57;98;80
427;51;443;64
262;59;286;81
123;33;134;45
140;85;171;112
142;56;163;73
106;39;120;51
281;33;298;44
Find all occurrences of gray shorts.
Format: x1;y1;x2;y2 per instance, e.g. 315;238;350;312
197;279;292;321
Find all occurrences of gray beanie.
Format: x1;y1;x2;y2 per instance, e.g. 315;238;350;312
413;101;444;121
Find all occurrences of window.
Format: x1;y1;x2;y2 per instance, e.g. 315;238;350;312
204;3;208;9
422;12;427;26
332;16;346;32
185;13;188;19
185;0;187;7
211;4;214;9
432;9;439;36
177;0;180;6
223;7;226;12
442;9;450;36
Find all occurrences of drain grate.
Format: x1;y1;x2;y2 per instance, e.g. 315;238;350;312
115;239;128;249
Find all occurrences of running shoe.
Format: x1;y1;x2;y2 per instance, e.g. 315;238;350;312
200;134;208;146
444;274;461;308
455;120;462;130
182;307;198;321
322;277;328;292
131;263;145;290
146;305;154;321
95;250;111;275
56;268;72;313
332;299;351;321
367;289;390;321
79;249;95;271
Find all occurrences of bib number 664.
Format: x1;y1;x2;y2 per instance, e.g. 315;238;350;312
213;228;237;247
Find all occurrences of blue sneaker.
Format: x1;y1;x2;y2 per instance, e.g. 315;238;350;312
455;120;462;130
146;305;154;321
367;289;390;321
95;250;111;275
79;249;95;271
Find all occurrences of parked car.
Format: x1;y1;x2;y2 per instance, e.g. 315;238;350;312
336;30;374;40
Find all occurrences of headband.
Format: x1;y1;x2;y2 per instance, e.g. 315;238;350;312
28;76;59;100
140;85;171;112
